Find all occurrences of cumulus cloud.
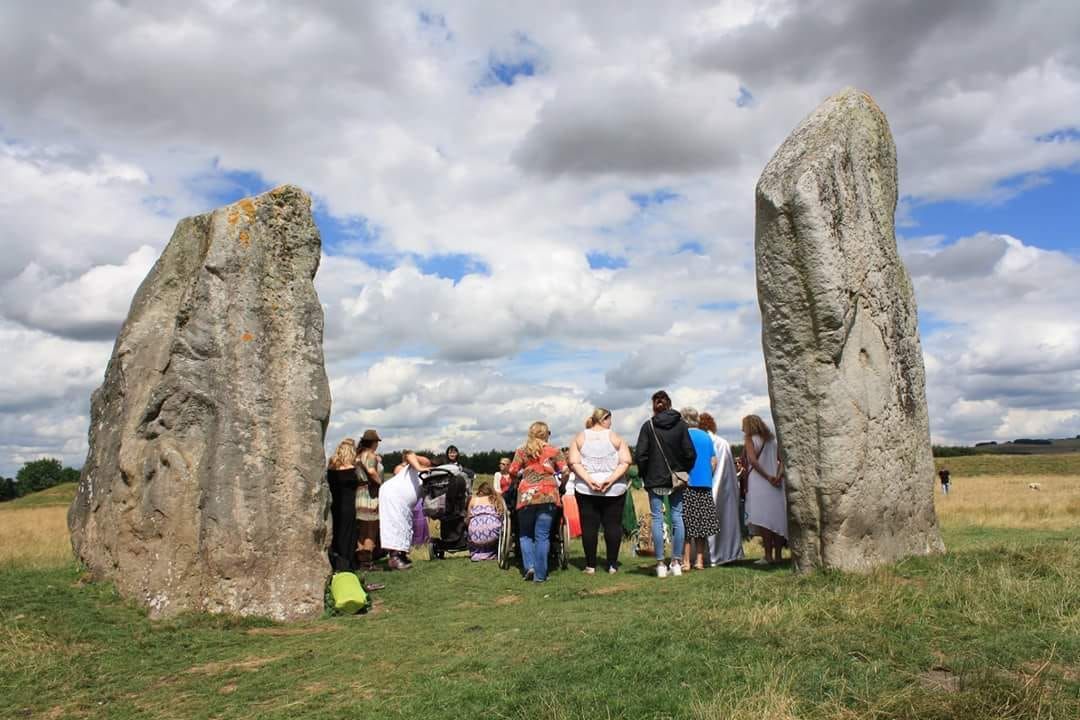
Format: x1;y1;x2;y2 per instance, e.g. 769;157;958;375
605;349;690;390
1;246;157;341
512;75;745;176
1;2;1079;470
913;235;1080;443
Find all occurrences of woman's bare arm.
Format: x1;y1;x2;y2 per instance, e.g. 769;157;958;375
603;433;632;488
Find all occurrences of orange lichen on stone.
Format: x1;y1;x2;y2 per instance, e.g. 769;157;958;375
241;332;254;342
226;198;257;227
238;198;257;220
238;230;250;246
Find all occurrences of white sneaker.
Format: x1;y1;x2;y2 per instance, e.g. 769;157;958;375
655;563;668;578
670;562;683;577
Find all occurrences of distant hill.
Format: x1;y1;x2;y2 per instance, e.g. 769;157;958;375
970;437;1080;455
0;482;77;510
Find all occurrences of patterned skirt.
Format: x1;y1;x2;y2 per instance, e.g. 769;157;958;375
682;486;721;538
467;504;503;560
355;483;379;522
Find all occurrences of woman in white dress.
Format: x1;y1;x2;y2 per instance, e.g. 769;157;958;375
699;413;744;565
742;414;787;564
378;451;432;570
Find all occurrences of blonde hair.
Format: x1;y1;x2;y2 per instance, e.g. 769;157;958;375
741;414;773;442
681;407;700;428
584;407;611;429
474;481;505;514
328;438;357;470
523;421;551;461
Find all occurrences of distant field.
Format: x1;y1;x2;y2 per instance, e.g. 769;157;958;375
968;437;1080;455
935;452;1080;476
1;482;77;509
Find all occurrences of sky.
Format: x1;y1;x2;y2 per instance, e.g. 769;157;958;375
1;1;1078;475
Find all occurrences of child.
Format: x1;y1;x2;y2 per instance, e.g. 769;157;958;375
466;482;504;561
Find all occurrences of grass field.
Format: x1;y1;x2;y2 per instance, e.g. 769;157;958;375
934;452;1080;477
2;467;1078;719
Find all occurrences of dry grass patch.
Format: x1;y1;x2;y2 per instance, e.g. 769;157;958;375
184;654;286;675
0;505;71;568
935;474;1080;530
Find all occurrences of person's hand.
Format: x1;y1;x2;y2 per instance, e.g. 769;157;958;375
769;474;782;488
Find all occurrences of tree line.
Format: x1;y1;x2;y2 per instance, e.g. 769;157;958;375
0;458;81;502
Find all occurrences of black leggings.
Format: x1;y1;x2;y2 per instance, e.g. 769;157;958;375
577;493;626;570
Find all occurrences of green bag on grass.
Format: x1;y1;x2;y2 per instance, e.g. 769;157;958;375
330;572;368;614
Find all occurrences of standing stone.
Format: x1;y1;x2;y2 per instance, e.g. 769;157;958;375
69;185;332;620
755;88;944;572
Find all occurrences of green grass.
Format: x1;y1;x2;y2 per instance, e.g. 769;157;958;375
935;453;1080;477
2;527;1078;719
1;482;77;510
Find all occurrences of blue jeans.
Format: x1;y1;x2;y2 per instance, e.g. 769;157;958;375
648;489;685;564
519;506;554;581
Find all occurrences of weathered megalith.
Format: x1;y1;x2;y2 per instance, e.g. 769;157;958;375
755;88;944;572
69;185;332;620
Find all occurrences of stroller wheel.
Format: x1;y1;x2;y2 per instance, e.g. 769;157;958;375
497;505;513;570
558;516;570;570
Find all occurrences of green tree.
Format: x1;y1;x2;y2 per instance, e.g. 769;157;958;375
15;458;65;495
0;477;18;501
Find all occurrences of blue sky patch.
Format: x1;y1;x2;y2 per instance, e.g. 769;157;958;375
193;163;274;209
630;188;680;209
735;86;754;108
1035;127;1080;143
677;240;706;255
698;301;743;311
587;251;629;270
314;209;398;270
908;167;1080;253
479;32;544;87
414;252;490;282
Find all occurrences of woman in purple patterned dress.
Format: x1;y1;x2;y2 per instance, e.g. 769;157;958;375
466;481;504;561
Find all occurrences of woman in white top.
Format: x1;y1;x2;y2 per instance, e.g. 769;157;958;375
378;451;432;570
568;408;632;574
742;414;788;564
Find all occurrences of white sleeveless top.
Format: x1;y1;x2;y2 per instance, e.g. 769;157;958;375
575;428;626;497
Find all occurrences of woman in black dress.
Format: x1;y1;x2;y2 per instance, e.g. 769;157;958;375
327;438;360;572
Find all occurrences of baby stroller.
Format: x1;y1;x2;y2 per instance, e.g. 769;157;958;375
496;476;571;572
419;464;472;560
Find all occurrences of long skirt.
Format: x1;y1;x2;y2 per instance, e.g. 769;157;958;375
379;471;422;552
746;472;788;539
682;486;721;539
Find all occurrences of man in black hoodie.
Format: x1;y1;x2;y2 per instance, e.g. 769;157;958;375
635;390;696;577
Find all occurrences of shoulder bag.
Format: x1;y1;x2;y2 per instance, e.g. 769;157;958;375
649;420;689;495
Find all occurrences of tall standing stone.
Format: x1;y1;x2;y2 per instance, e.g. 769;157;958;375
755;88;944;572
69;185;332;620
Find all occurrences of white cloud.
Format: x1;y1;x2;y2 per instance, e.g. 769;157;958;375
1;1;1079;471
1;246;157;341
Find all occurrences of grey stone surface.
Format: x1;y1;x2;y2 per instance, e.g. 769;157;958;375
69;185;331;620
755;88;944;572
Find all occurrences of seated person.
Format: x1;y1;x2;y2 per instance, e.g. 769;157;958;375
466;482;504;561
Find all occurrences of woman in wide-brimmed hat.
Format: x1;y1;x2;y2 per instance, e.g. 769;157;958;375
354;429;383;569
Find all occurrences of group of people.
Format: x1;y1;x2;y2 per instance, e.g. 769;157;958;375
325;388;790;583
